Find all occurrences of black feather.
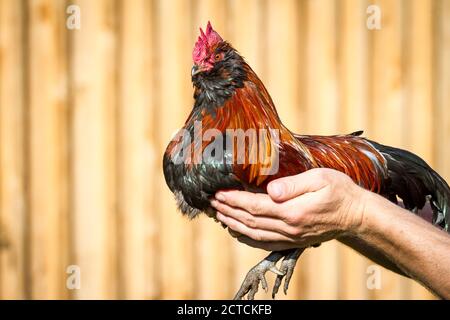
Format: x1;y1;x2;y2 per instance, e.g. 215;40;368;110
368;140;450;231
163;131;243;219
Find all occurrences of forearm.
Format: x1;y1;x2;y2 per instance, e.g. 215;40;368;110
351;190;450;299
338;235;408;277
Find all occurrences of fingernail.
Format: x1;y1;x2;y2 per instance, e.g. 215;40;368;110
269;182;283;198
215;192;225;202
210;199;218;207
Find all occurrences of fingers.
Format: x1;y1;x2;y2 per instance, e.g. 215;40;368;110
267;168;330;202
215;212;293;243
215;190;282;218
236;235;298;252
211;199;292;235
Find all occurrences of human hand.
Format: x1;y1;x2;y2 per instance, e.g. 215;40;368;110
211;168;367;251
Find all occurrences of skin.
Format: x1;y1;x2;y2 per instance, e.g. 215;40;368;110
210;168;450;299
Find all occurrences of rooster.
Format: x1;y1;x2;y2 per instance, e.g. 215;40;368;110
163;22;450;300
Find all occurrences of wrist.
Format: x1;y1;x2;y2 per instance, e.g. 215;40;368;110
348;189;401;239
343;186;374;237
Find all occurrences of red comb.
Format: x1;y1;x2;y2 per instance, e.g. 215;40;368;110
193;21;223;64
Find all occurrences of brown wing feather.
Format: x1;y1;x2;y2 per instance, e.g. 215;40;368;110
220;81;316;188
296;134;388;193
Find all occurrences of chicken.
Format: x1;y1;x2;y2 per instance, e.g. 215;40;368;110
162;22;450;300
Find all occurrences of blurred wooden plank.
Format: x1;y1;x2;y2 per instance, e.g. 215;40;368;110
117;0;157;299
339;0;369;134
70;0;118;299
369;0;408;300
227;0;271;300
339;244;371;299
191;0;234;299
337;0;370;299
404;0;433;163
306;0;339;135
156;0;195;299
404;0;435;300
0;0;26;299
28;0;69;299
435;2;450;182
370;0;404;146
193;0;226;32
227;0;264;68
304;0;340;300
266;0;304;132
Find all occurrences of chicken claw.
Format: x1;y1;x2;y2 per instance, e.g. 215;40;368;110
234;251;286;300
272;248;305;298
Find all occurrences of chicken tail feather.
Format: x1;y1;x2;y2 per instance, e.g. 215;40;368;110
368;140;450;232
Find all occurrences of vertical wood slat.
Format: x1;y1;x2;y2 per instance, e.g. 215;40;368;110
266;0;303;132
0;0;26;299
304;0;340;300
28;0;69;299
118;0;156;299
192;0;235;299
370;0;404;145
339;0;369;134
156;0;195;299
404;0;433;163
435;2;450;182
338;0;370;299
305;0;339;135
70;0;118;299
227;0;269;300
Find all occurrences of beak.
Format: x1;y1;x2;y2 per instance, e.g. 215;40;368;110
191;65;202;77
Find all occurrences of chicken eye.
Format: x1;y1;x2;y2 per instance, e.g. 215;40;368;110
214;53;222;61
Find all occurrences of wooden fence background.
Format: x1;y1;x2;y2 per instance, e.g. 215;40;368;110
0;0;449;299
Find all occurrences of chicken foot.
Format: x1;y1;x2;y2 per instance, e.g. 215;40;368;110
272;248;305;298
234;248;304;300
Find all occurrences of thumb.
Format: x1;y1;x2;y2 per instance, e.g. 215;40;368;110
267;169;328;202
